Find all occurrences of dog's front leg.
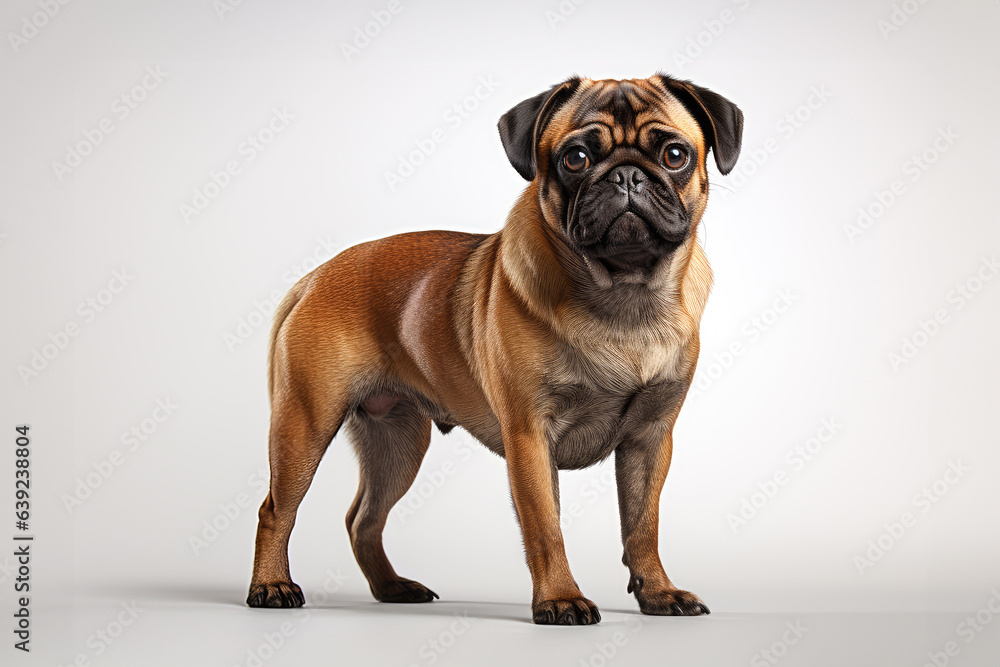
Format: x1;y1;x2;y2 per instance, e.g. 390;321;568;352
502;422;600;625
615;429;710;616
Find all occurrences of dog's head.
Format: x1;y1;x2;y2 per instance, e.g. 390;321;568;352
498;75;742;286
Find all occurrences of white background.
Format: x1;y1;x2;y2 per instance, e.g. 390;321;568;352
1;0;998;665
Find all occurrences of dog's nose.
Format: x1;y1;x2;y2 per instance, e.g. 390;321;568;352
607;165;645;193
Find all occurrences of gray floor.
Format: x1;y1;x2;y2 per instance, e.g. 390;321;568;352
28;588;1000;666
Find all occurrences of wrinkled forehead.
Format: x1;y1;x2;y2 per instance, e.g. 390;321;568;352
542;78;704;152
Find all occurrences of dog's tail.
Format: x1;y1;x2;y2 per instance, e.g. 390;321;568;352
267;277;308;402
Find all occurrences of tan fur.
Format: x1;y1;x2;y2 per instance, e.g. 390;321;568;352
266;276;308;400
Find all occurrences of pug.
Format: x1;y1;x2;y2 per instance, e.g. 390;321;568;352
247;74;743;625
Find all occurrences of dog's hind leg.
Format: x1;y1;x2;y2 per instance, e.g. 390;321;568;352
247;278;353;608
246;384;346;608
345;396;437;603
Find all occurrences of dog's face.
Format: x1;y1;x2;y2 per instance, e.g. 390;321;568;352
498;75;743;285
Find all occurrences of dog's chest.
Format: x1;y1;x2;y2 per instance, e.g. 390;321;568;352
542;337;689;470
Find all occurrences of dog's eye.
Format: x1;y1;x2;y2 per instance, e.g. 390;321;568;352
664;144;689;170
563;149;590;172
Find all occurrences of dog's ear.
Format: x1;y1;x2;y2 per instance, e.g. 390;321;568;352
658;74;743;175
498;78;580;181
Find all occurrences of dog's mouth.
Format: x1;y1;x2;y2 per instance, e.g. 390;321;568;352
567;175;692;287
593;246;660;274
585;211;682;276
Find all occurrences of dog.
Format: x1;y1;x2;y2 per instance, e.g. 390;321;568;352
247;74;742;625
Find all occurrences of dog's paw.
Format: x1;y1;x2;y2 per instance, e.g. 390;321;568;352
634;583;709;616
532;597;601;625
374;578;439;603
246;581;305;608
